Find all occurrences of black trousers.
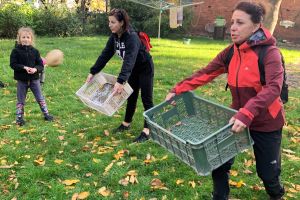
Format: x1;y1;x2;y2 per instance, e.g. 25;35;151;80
124;59;154;128
212;129;284;200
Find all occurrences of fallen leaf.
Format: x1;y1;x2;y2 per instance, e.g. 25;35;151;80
78;191;90;199
54;159;64;164
230;170;238;177
176;179;184;185
104;130;109;136
34;156;45;166
119;178;129;186
85;173;92;177
153;171;159;176
150;178;168;190
58;136;64;140
123;191;129;199
243;169;253;174
103;162;114;175
189;181;196;188
98;186;111;197
282;148;295;154
93;158;101;163
62;179;80;186
71;193;79;200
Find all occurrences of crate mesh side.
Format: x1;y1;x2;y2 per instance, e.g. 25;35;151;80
145;92;253;175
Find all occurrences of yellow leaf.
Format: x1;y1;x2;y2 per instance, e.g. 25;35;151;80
85;173;92;177
130;156;137;161
126;170;137;176
288;188;298;193
230;170;238;176
54;159;64;164
153;171;159;176
176;179;184;185
282;148;296;154
34;156;45;166
244;159;253;168
78;191;90;199
62;179;80;186
93;158;101;163
189;181;196;188
236;180;245;188
57;130;67;134
103;162;114;175
160;155;168;160
243;169;253;174
98;186;111;197
71;193;79;200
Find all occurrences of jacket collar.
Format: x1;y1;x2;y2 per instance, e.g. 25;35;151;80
236;27;276;50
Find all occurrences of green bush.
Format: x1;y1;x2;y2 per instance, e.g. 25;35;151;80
0;2;34;38
32;5;83;37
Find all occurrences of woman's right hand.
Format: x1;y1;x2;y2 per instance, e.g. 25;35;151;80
86;73;94;83
165;92;176;101
165;92;176;105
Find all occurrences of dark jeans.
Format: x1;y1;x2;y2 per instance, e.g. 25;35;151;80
124;59;154;128
16;79;49;116
212;129;284;200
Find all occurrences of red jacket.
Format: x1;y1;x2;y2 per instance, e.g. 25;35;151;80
171;27;285;132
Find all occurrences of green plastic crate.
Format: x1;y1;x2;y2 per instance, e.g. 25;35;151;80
144;92;253;176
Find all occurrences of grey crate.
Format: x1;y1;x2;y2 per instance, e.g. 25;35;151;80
144;92;253;176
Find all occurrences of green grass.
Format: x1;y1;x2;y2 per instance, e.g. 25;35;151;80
0;36;299;199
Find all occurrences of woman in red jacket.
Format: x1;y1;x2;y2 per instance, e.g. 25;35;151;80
166;2;285;200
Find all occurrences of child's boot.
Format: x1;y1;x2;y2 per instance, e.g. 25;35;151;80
16;103;25;126
38;100;54;122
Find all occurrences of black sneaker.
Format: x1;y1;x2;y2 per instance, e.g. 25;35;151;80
0;81;4;88
133;131;150;143
44;114;54;121
114;124;130;133
16;117;25;126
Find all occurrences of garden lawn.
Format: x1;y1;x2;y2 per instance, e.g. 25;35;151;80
0;36;299;200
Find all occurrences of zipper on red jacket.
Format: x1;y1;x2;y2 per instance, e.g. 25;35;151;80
236;48;242;108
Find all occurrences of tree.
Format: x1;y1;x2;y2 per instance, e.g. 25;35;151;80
263;0;283;35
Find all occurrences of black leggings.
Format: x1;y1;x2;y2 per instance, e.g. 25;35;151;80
212;129;284;200
124;59;154;128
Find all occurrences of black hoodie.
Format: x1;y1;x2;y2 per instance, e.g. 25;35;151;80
90;31;152;84
10;44;44;81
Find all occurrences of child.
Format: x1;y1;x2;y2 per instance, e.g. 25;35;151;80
10;27;53;126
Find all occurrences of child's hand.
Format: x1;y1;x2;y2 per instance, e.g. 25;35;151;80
24;66;31;74
28;68;37;74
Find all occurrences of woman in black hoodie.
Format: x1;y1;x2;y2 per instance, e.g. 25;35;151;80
86;9;154;142
10;27;53;126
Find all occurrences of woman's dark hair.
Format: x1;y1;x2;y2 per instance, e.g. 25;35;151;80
234;1;266;24
109;8;130;31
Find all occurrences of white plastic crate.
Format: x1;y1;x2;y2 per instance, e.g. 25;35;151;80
76;72;133;116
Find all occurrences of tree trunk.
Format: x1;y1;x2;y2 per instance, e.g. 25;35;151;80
263;0;283;35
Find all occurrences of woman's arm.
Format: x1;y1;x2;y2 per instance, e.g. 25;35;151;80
90;35;115;75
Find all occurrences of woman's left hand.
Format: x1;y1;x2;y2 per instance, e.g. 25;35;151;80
229;117;247;133
113;82;124;94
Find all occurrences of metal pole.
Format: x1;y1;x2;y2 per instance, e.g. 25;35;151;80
158;1;163;39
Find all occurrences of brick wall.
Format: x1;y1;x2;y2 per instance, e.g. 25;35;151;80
189;0;300;43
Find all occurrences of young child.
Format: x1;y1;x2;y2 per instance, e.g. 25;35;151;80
10;27;53;126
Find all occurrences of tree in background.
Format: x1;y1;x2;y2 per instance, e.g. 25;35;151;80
263;0;283;35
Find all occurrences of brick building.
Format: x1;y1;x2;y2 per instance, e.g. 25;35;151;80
189;0;300;43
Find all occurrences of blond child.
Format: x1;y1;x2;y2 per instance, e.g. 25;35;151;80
10;27;53;126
